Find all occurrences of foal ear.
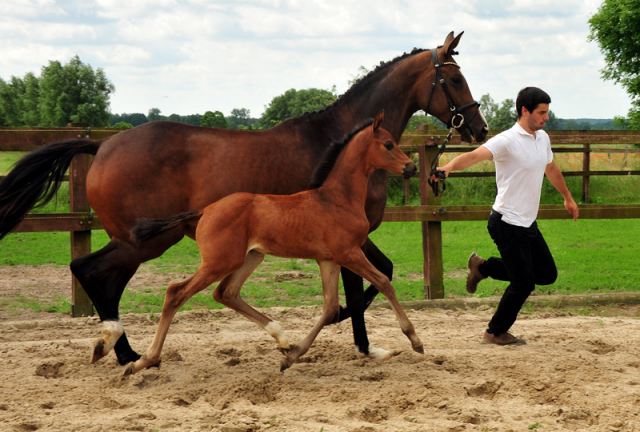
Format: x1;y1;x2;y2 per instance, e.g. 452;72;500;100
443;31;464;56
372;110;385;131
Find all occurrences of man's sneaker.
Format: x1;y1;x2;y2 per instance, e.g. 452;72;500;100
483;330;525;345
466;252;486;293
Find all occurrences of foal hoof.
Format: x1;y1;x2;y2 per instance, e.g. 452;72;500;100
279;359;290;372
91;339;106;364
413;345;425;354
123;363;135;376
278;347;290;356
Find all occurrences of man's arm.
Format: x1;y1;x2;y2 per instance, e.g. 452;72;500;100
435;146;493;178
545;160;579;221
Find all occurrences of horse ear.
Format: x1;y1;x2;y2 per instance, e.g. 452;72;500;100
444;31;464;56
373;110;384;131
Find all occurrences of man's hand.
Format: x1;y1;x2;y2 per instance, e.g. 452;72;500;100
565;197;579;221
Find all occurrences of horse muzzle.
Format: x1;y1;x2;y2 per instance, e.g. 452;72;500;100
403;162;417;179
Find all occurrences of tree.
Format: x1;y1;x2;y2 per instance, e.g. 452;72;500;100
489;98;517;130
404;110;447;131
589;0;640;129
543;110;561;130
0;76;25;126
479;94;497;121
227;108;252;129
259;88;337;129
201;110;228;128
110;112;148;126
112;121;133;129
39;55;114;127
148;108;163;122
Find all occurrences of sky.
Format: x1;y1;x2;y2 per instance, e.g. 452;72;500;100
0;0;630;120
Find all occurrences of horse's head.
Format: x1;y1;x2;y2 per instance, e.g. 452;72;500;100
369;111;417;179
420;32;488;144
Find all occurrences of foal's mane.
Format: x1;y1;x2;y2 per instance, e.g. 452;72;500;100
309;118;374;190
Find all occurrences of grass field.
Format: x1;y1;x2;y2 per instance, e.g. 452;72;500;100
1;148;639;315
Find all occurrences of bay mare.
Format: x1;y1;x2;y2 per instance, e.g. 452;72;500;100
0;32;487;368
126;112;423;374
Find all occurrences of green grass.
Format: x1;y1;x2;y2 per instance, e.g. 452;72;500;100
1;150;640;315
2;218;639;315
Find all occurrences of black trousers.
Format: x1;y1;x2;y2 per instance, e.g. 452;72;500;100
479;211;558;335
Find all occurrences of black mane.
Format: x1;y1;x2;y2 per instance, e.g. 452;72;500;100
297;48;428;121
308;118;374;189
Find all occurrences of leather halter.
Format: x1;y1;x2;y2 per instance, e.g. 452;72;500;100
424;48;480;129
424;48;481;196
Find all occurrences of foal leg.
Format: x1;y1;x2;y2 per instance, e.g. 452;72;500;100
212;251;291;353
341;268;391;361
281;260;340;371
124;266;222;375
338;250;423;354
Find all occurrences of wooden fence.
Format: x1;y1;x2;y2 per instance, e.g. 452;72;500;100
2;127;640;316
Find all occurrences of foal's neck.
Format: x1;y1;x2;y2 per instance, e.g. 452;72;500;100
317;138;374;209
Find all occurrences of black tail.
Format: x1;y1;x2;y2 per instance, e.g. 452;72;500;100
131;211;203;244
0;139;101;240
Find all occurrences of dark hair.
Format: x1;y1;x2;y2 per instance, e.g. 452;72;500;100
516;87;551;119
309;118;374;189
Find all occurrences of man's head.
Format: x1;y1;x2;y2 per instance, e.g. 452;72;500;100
516;87;551;119
516;87;551;132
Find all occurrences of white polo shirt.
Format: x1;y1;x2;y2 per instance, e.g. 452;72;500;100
482;123;553;227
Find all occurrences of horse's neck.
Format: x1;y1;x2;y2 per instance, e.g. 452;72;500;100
300;53;426;143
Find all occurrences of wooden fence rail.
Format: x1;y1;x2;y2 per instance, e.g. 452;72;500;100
2;127;640;315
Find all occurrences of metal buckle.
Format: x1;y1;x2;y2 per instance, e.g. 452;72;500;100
451;113;464;129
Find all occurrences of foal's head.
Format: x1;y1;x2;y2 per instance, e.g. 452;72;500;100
362;110;416;179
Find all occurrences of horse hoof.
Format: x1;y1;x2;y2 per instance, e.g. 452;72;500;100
413;345;425;354
91;340;106;364
369;346;392;361
123;363;135;376
279;360;290;372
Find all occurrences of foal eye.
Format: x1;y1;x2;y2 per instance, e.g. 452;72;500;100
384;141;395;150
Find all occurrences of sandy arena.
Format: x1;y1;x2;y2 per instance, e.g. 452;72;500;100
1;266;640;432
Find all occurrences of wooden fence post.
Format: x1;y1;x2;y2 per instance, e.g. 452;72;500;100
69;124;94;317
582;143;590;203
419;140;444;299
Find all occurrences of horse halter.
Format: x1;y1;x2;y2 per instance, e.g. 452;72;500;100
425;47;480;196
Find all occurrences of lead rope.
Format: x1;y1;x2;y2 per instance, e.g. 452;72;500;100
427;127;454;196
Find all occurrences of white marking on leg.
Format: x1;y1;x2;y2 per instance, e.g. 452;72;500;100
265;321;290;350
100;320;124;355
355;344;391;361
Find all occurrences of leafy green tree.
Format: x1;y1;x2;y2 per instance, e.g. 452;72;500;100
589;0;640;129
148;108;164;122
259;88;337;129
404;110;447;131
201;110;228;128
39;55;114;127
479;94;497;121
348;66;371;86
227;108;253;129
22;72;40;126
110;112;148;126
112;121;133;129
489;98;517;130
0;76;25;126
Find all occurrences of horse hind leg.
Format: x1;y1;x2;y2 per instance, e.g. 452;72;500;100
70;241;141;365
124;266;222;375
281;260;340;371
212;251;291;354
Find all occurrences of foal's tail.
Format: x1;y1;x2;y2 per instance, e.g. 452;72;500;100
131;211;203;244
0;139;101;240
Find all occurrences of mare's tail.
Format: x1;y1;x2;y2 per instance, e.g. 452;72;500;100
131;211;203;244
0;139;101;240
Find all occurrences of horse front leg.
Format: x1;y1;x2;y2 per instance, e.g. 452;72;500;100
341;268;391;361
332;238;389;324
337;250;423;354
280;260;340;371
212;251;291;354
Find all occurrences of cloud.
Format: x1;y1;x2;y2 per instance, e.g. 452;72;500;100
0;0;630;119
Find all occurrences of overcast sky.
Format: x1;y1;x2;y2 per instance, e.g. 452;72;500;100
0;0;629;120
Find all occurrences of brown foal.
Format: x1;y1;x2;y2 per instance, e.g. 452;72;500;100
125;111;423;375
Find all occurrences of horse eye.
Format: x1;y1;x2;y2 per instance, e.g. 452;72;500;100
384;141;395;150
451;75;463;85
